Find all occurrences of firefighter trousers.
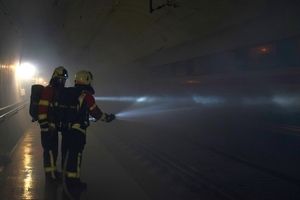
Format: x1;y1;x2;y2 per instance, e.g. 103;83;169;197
40;129;58;173
64;129;86;178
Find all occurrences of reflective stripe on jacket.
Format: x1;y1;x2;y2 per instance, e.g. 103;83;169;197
71;91;108;134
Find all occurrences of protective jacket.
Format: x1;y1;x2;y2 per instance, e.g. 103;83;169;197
66;90;111;179
38;85;61;129
71;90;111;135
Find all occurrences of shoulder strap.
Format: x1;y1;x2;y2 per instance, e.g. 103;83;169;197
78;92;86;108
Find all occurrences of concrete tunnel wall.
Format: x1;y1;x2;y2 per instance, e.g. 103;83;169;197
100;2;300;98
0;3;30;164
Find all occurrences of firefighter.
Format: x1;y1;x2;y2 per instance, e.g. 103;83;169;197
65;70;115;190
38;66;68;180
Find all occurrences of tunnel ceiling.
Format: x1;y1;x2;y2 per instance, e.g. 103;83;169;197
3;0;276;76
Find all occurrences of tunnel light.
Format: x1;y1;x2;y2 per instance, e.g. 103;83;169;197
17;63;36;79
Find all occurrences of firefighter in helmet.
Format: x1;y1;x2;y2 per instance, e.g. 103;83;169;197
38;66;68;180
64;70;115;190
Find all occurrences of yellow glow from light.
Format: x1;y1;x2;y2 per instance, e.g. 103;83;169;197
1;64;17;69
1;64;7;68
10;63;17;69
23;141;33;198
35;78;47;85
36;78;44;84
17;63;36;79
22;134;33;199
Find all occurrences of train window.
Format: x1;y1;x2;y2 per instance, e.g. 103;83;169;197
186;60;194;75
295;36;300;65
148;66;161;78
193;56;210;75
147;35;300;80
235;48;249;71
208;52;236;74
276;37;297;68
161;64;173;78
174;61;188;77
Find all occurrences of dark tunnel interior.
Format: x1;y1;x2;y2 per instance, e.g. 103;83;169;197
1;0;300;199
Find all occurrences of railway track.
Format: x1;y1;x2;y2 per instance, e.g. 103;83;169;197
96;121;300;200
99;126;241;199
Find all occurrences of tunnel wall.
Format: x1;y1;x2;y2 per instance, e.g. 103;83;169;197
0;3;32;164
143;1;300;69
103;1;300;98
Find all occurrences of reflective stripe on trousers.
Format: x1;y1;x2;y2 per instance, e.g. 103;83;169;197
66;152;82;178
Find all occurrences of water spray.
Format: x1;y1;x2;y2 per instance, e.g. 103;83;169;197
94;95;225;121
93;94;300;121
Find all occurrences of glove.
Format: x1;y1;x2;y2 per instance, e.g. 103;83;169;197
39;119;49;129
106;114;115;123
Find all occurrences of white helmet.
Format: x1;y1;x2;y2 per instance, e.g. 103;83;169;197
52;66;68;79
74;70;93;85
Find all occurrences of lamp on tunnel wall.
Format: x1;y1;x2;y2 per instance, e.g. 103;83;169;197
17;63;37;99
17;63;36;81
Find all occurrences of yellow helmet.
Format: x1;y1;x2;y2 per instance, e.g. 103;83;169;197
52;66;68;79
74;70;93;85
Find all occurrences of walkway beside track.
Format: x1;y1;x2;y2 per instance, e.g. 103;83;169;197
0;123;152;200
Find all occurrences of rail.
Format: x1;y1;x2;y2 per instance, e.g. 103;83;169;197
0;101;29;122
0;101;26;112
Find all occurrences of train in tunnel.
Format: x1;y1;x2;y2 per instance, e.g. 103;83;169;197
146;34;300;93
